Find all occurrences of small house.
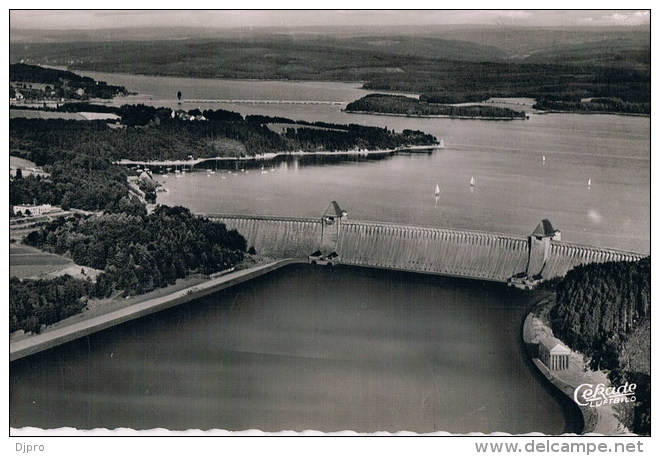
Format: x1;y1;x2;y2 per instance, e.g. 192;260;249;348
539;337;570;370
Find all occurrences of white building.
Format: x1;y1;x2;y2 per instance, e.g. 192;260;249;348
539;337;571;370
13;204;53;217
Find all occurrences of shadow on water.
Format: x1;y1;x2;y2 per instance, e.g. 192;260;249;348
166;149;435;173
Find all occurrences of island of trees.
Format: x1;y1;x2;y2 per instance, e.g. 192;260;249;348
345;94;527;119
550;257;650;435
532;97;650;115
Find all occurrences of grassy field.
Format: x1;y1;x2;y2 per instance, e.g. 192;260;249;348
9;109;86;120
9;156;38;169
9;243;75;279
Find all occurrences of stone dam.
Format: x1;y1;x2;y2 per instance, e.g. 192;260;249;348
205;214;644;284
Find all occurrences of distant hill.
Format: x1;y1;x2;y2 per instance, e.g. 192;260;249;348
9;26;650;107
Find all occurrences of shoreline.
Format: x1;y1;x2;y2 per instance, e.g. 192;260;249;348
9;258;303;362
114;144;440;167
344;109;526;120
522;298;633;435
534;110;650;118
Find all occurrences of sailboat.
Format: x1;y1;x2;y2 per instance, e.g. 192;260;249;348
542;155;546;164
470;176;475;187
588;178;592;188
434;184;440;197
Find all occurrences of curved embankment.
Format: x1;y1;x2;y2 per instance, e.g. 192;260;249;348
10;259;301;362
522;305;633;435
208;215;645;282
519;313;586;435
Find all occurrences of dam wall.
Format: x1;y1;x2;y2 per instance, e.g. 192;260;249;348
210;215;322;258
207;214;645;282
337;221;530;282
542;242;643;279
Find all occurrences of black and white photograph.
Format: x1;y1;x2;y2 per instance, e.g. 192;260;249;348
6;7;652;449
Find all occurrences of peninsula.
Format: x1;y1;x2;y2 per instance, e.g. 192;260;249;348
345;93;527;119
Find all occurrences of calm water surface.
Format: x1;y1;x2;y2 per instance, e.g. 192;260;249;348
83;71;649;253
10;265;567;433
10;73;648;433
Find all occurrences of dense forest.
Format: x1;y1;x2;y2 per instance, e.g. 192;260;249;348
11;206;248;333
550;257;651;435
10;63;127;100
532;97;650;115
9;275;94;334
9;118;142;214
346;94;526;119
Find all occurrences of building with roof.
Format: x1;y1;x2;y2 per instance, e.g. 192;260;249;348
532;219;562;241
323;201;348;224
12;203;53;217
539;337;571;370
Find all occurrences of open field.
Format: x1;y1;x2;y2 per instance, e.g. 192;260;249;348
9;243;75;279
9;109;86;120
9;156;38;169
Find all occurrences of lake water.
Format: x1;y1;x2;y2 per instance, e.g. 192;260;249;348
75;71;649;254
10;72;649;433
10;265;570;434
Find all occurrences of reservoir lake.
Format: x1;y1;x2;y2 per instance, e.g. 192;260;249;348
86;71;650;254
10;73;650;433
10;265;569;433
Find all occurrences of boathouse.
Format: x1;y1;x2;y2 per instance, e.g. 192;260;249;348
539;337;571;370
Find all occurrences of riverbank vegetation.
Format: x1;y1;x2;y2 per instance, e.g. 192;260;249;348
11;206;248;334
346;94;526;119
549;257;650;435
9;107;436;211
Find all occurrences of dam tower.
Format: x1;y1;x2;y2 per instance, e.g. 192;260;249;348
320;201;348;253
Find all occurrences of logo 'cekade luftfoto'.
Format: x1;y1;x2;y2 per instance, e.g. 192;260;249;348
573;382;637;407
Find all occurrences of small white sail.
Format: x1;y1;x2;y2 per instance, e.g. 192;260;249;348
588;178;592;187
470;176;475;187
542;155;546;163
434;184;440;196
